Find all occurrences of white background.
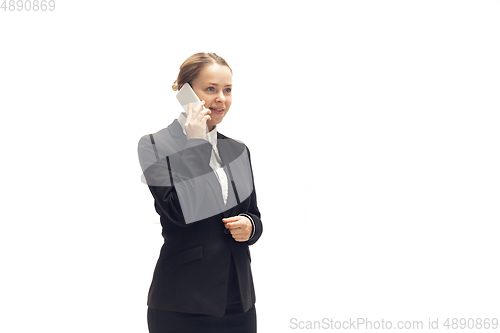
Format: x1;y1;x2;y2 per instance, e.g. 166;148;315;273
1;1;499;332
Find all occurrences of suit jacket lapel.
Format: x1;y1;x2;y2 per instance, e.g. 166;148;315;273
217;134;248;216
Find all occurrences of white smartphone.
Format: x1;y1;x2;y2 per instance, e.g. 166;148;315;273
176;83;202;114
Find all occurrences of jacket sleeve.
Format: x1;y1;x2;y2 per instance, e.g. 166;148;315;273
240;147;263;246
138;135;215;227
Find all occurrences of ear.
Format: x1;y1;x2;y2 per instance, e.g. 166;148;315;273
179;84;184;90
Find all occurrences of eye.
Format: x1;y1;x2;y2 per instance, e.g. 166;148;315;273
206;87;215;92
225;88;232;93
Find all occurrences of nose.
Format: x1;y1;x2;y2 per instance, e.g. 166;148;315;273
215;91;226;104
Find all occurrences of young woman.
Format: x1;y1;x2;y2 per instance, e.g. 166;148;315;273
138;53;263;333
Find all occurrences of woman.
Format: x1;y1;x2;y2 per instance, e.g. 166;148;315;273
138;52;263;333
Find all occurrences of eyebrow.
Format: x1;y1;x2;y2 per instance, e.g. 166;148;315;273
205;82;232;87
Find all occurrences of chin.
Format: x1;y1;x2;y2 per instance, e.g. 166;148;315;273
212;114;227;126
209;121;221;129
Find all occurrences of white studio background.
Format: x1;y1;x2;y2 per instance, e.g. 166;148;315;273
1;1;499;332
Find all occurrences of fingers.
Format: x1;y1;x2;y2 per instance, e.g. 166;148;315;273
232;235;249;242
224;221;246;229
223;216;252;242
194;100;205;111
223;216;250;229
186;102;192;121
228;227;250;242
222;216;240;223
187;101;207;120
195;103;211;123
184;101;210;140
197;107;211;123
226;225;249;240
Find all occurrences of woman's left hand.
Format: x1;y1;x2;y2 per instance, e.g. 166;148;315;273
223;216;252;242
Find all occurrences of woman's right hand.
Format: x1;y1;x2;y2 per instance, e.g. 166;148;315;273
184;101;211;140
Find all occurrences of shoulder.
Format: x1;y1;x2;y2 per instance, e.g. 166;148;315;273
218;132;248;150
217;132;253;163
138;120;183;161
142;120;180;143
138;127;168;144
138;127;171;153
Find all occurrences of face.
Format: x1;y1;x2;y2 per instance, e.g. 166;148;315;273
189;63;233;130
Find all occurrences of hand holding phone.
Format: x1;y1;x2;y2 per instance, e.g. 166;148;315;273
177;84;211;140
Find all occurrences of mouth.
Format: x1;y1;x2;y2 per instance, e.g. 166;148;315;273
209;107;225;115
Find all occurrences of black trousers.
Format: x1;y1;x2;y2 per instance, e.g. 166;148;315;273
147;255;257;333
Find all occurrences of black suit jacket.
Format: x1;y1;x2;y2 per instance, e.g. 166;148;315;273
138;119;263;317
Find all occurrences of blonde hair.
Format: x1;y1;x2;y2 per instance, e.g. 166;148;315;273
172;52;232;91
